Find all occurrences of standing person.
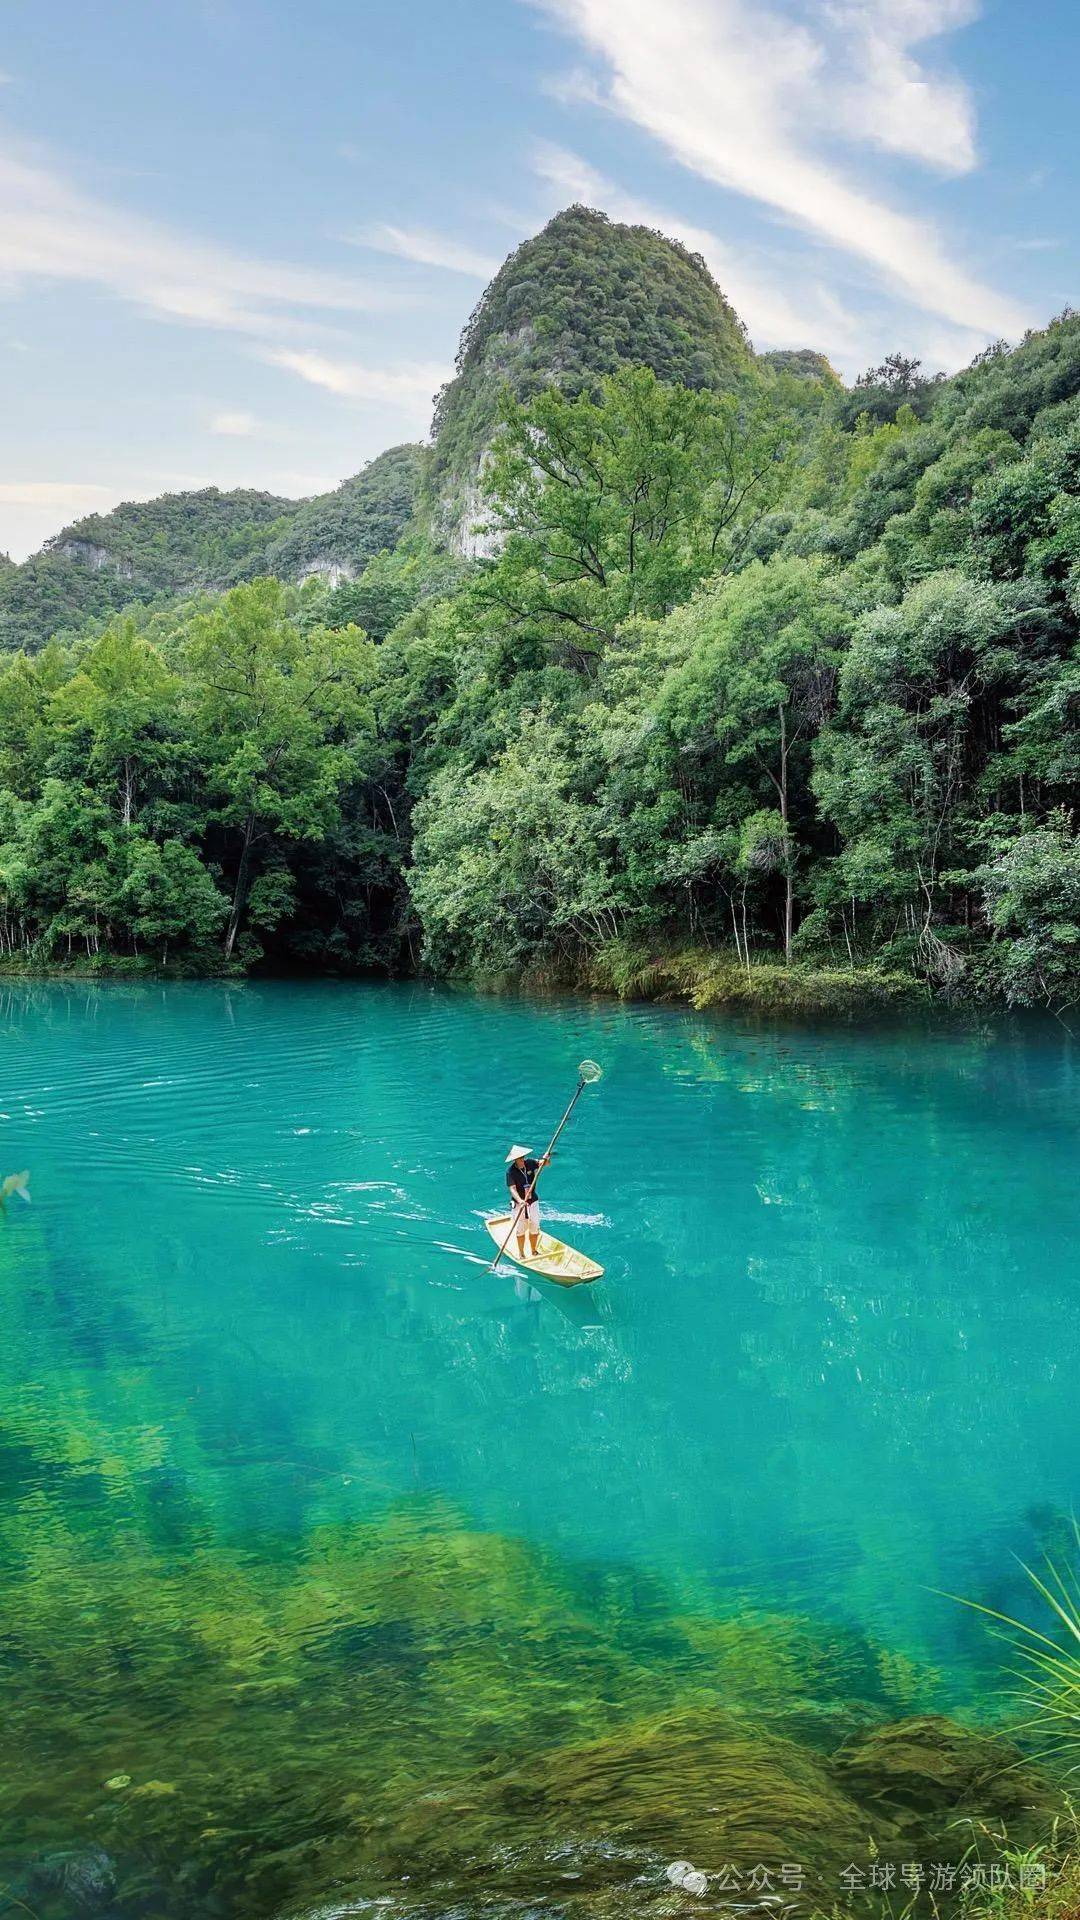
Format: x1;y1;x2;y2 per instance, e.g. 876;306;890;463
504;1144;550;1261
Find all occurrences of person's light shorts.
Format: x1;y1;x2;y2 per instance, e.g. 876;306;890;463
512;1201;540;1229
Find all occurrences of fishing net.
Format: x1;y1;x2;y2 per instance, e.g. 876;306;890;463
578;1059;603;1084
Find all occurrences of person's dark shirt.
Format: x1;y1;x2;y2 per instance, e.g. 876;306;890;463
507;1157;540;1202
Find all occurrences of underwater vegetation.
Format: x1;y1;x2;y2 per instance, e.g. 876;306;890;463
954;1522;1080;1773
0;1426;1064;1920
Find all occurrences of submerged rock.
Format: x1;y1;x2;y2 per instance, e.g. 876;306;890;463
29;1846;117;1910
831;1714;1059;1840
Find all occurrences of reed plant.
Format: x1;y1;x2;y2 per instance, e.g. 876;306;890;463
956;1526;1080;1771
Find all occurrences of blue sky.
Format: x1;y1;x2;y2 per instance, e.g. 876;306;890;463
1;0;1076;558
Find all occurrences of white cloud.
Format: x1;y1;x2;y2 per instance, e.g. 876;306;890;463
0;481;118;511
823;0;979;172
263;348;449;411
352;223;499;279
533;0;1028;339
539;65;606;107
0;138;399;342
210;409;259;436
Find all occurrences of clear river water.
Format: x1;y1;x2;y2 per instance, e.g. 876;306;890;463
1;980;1077;1919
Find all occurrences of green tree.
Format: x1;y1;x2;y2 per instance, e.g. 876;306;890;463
0;779;116;959
114;836;228;963
409;715;619;972
182;579;376;960
656;559;849;958
322;537;465;642
478;366;801;669
0;643;74;796
978;810;1080;1008
813;571;1055;976
48;619;181;825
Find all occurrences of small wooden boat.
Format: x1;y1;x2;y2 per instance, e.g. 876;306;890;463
485;1213;603;1286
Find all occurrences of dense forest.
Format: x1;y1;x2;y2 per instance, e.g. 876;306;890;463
2;208;1079;1010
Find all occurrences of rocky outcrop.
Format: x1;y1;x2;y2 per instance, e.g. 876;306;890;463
296;558;358;589
446;458;502;561
57;539;133;577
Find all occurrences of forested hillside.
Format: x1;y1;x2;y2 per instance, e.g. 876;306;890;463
229;445;425;587
1;207;1079;1009
0;489;294;651
407;319;1080;1010
0;447;423;651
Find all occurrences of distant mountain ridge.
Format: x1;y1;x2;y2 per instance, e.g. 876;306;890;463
0;447;424;650
228;444;424;590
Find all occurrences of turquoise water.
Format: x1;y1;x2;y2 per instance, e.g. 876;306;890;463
2;980;1078;1914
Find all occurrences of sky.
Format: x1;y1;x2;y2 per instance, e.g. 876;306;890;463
1;0;1077;559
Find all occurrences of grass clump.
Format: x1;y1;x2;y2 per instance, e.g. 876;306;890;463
587;940;927;1016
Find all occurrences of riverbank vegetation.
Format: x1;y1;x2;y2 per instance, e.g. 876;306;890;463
1;262;1079;1007
585;944;926;1014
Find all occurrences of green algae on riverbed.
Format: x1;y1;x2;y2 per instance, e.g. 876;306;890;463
0;1260;1060;1915
0;1263;1055;1911
0;1484;1060;1918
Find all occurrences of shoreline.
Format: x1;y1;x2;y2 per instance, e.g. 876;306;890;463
0;943;973;1022
582;944;931;1017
